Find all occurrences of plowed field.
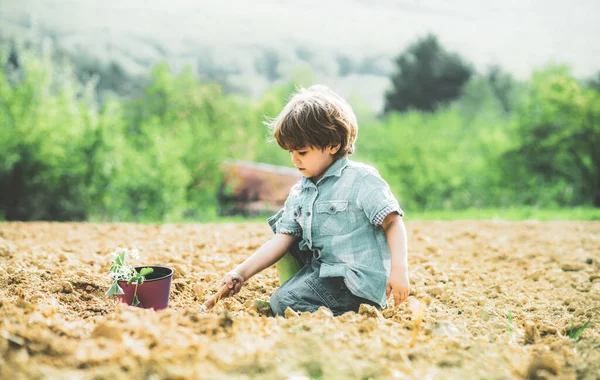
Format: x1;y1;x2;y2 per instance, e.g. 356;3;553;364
1;221;599;379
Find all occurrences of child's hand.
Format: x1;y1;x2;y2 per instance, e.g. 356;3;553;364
386;269;410;306
221;270;245;296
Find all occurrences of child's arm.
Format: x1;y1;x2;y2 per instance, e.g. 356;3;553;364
222;233;298;294
382;212;410;306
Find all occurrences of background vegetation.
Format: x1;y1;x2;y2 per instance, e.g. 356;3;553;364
1;34;599;222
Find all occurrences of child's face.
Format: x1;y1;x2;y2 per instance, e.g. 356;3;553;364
289;145;339;183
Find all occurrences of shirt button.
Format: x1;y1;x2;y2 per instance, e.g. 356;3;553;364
307;212;311;216
329;206;335;212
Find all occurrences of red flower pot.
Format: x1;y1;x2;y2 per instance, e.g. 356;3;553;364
117;266;174;310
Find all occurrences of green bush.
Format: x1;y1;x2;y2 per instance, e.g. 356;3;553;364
0;42;597;222
0;44;97;220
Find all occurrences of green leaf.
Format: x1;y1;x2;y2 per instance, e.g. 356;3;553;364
570;319;591;340
127;277;137;284
132;295;140;306
114;253;123;266
139;267;154;276
107;282;124;296
506;310;513;333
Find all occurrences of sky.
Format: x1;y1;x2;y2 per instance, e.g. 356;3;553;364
2;0;599;79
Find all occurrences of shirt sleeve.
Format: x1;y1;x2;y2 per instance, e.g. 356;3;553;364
357;173;403;226
267;192;302;237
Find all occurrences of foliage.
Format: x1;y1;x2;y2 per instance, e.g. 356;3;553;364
506;310;514;333
0;41;598;222
504;66;600;206
384;34;473;113
568;319;591;340
585;71;600;92
107;248;154;307
357;104;509;210
0;41;97;220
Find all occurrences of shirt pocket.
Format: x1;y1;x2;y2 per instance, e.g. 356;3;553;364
292;204;304;227
315;200;350;236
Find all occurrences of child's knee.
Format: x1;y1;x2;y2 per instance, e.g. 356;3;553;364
269;288;286;316
270;287;308;316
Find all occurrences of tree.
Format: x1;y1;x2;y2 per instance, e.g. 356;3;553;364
384;34;473;113
506;67;600;206
486;65;516;113
586;71;600;92
255;49;281;82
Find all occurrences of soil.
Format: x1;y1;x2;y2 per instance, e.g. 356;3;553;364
1;221;599;379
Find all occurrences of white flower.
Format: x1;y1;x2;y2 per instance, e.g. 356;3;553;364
129;248;140;261
108;247;144;282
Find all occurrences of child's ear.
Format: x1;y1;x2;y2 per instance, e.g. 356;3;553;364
330;144;341;155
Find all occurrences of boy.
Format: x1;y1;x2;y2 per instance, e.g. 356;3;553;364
221;85;409;316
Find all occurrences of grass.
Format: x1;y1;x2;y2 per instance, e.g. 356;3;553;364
9;207;599;224
568;319;592;340
195;207;600;224
506;310;514;333
404;207;600;221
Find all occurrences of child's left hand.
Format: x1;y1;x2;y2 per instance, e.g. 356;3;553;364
386;269;410;306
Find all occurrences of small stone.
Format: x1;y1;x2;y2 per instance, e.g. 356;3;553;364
524;321;541;344
358;304;383;319
51;284;63;293
41;307;55;318
428;286;443;297
561;263;583;271
539;324;557;335
421;296;433;306
61;281;74;293
480;309;491;321
382;308;395;319
284;307;300;318
57;253;68;262
526;270;542;281
314;306;333;318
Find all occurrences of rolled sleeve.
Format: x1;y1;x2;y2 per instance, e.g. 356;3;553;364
358;174;403;226
267;196;302;237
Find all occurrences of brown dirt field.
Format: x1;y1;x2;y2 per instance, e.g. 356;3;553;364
0;221;599;379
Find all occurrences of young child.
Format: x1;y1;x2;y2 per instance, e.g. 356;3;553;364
221;85;409;316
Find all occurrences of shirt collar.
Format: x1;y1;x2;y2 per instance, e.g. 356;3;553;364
301;157;349;188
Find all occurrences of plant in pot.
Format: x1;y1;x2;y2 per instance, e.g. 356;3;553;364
106;248;174;310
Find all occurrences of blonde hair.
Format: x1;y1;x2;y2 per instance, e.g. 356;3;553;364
266;85;358;159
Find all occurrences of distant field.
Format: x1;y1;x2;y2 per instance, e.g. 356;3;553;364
406;207;600;221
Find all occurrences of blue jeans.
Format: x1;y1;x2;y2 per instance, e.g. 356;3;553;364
270;258;379;316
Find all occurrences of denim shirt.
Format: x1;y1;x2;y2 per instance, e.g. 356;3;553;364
268;157;403;307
